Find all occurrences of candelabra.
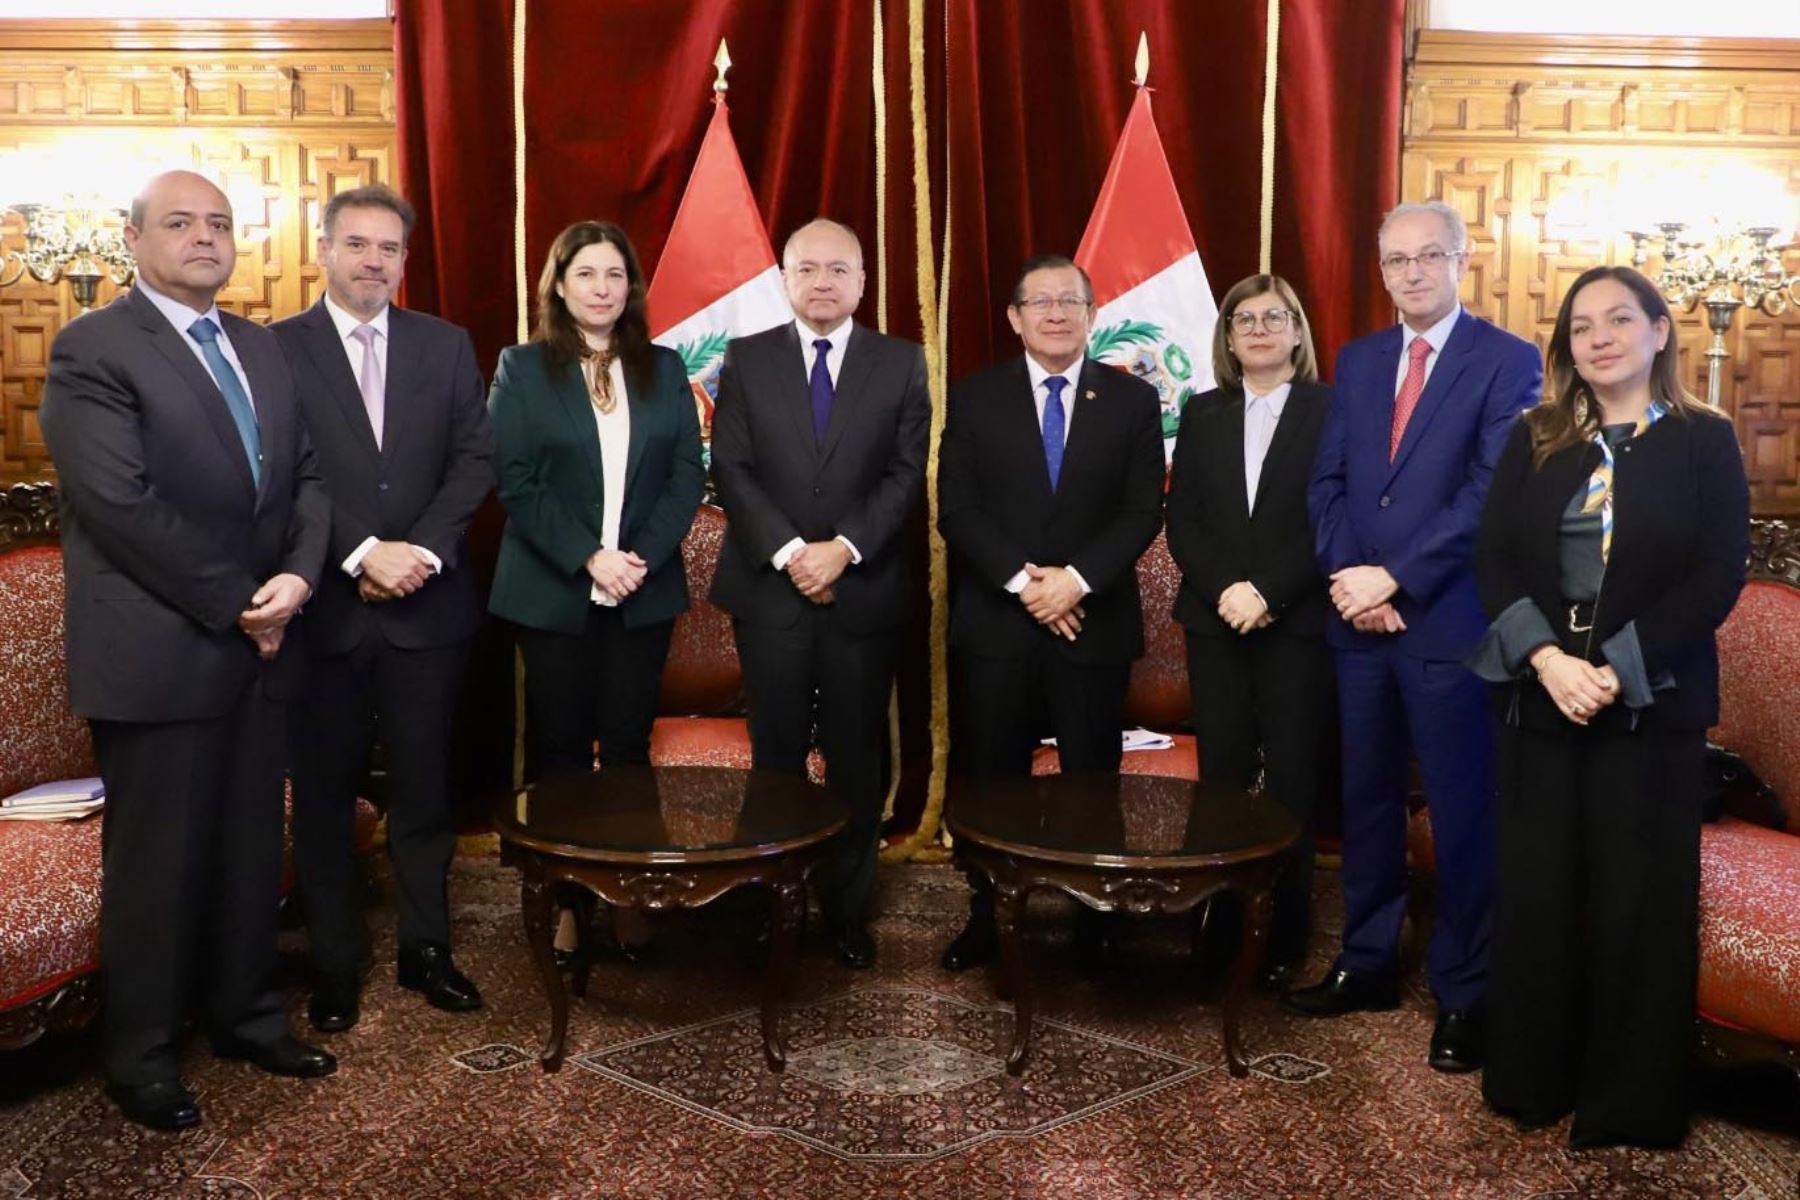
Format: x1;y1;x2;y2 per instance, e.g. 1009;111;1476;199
0;199;135;310
1625;223;1800;408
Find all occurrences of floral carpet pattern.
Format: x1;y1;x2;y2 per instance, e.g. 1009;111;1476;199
1;858;1795;1198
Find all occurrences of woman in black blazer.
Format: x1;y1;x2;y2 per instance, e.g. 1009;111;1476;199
1472;265;1748;1149
489;220;705;777
1166;274;1332;989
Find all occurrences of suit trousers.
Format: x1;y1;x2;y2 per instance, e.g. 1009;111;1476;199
1185;631;1331;965
290;629;469;972
516;607;675;780
91;686;288;1086
734;608;897;931
1482;714;1703;1145
1334;642;1495;1009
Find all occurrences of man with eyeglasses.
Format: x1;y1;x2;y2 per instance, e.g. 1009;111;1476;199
936;254;1164;971
1292;200;1541;1073
710;218;930;969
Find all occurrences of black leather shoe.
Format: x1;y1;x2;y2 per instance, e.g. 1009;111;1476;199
397;943;483;1012
834;925;876;969
308;971;361;1033
214;1033;338;1078
940;916;998;971
1279;967;1401;1016
1428;1006;1484;1073
106;1080;201;1131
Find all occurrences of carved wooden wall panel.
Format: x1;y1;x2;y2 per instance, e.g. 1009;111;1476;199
1405;31;1800;515
0;19;394;487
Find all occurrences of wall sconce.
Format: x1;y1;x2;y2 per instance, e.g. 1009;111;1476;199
0;199;136;310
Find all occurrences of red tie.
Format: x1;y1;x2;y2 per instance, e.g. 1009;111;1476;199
1390;336;1432;462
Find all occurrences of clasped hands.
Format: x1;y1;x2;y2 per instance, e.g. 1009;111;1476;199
238;572;311;660
787;540;850;605
358;541;436;604
1532;646;1620;726
1020;563;1085;642
1218;581;1271;634
1330;564;1407;635
586;547;648;603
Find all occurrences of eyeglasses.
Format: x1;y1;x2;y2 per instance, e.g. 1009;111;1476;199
1229;309;1293;334
1379;248;1465;275
1014;295;1091;314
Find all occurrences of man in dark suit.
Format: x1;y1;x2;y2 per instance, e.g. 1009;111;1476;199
1294;200;1542;1072
40;170;336;1131
936;254;1165;970
272;184;493;1031
710;217;930;969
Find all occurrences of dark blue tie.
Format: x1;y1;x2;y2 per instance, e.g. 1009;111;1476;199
1042;375;1067;491
188;317;262;487
809;337;833;443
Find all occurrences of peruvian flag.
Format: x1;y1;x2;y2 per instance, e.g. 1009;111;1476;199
648;96;790;466
1075;87;1218;458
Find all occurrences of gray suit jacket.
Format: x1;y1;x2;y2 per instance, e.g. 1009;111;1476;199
39;286;329;722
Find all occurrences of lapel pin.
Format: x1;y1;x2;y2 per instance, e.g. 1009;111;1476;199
1085;389;1096;401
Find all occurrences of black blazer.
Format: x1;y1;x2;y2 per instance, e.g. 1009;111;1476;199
1167;380;1331;639
488;342;704;634
1475;410;1748;731
273;301;494;656
39;286;329;721
709;321;930;633
938;356;1164;664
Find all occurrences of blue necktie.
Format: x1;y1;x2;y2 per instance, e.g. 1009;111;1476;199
188;317;262;487
809;338;834;443
1042;375;1067;491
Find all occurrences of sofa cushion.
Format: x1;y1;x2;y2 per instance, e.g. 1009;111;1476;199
1712;579;1800;833
649;716;824;784
0;818;102;1010
1698;816;1800;1044
656;506;741;717
1030;735;1200;781
0;546;95;801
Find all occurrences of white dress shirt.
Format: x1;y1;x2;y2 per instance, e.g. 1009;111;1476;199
1003;354;1091;597
321;294;443;578
1394;304;1461;398
136;278;255;415
771;316;863;571
589;356;632;606
1243;380;1291;514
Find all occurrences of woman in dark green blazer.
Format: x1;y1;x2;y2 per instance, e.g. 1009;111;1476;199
489;220;704;779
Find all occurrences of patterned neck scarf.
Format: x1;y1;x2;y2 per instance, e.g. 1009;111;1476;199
1581;397;1666;562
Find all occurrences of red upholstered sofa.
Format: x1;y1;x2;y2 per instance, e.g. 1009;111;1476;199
1697;520;1800;1081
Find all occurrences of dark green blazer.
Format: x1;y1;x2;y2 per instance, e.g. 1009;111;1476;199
488;341;704;634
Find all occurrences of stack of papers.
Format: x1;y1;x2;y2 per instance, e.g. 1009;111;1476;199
0;777;105;822
1039;728;1176;754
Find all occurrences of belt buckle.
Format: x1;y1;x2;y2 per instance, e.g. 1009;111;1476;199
1567;603;1592;634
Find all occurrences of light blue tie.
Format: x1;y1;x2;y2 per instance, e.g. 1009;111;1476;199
188;317;262;487
1042;375;1067;491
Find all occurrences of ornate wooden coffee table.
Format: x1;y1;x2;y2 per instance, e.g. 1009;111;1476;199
493;765;843;1072
947;771;1299;1077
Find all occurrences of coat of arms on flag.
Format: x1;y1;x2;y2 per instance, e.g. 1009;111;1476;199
647;44;790;475
1075;60;1218;459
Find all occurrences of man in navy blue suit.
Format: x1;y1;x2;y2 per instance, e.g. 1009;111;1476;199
1290;200;1541;1073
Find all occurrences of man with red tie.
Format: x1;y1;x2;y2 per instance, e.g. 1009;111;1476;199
1292;201;1541;1072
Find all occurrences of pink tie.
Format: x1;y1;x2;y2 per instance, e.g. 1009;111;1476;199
351;324;385;448
1389;336;1432;462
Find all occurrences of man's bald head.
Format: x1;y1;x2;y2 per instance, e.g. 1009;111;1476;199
128;170;228;232
124;170;237;312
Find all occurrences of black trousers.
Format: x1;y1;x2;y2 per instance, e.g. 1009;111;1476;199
1482;706;1704;1145
516;606;675;780
91;686;288;1087
953;645;1132;928
289;629;469;972
1184;630;1331;965
734;608;897;930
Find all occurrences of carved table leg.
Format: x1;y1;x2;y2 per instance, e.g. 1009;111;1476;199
521;872;570;1072
994;879;1033;1074
762;875;805;1072
1222;877;1274;1078
568;886;597;999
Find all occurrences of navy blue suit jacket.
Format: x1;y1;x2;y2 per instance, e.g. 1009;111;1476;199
1308;309;1541;660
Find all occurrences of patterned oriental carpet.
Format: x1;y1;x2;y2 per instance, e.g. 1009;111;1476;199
2;859;1795;1199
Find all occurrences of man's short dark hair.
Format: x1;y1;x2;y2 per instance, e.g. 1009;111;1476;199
1009;254;1092;307
322;183;416;241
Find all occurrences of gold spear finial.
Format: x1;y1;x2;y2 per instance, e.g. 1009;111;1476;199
713;39;732;94
1133;31;1149;87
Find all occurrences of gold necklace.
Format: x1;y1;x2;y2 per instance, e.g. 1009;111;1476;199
583;351;619;415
